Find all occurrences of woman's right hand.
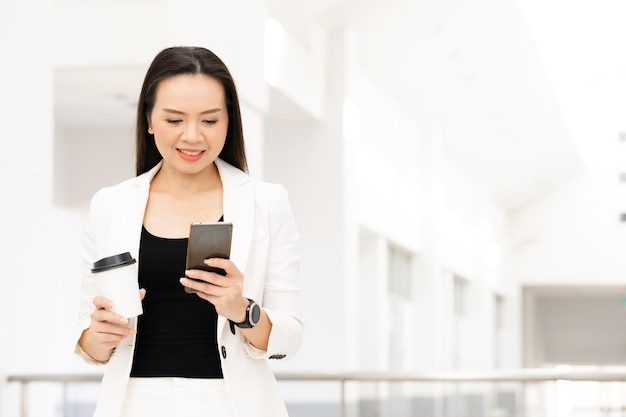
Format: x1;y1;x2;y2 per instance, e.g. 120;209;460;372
78;289;146;362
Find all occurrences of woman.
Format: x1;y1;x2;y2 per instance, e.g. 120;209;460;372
75;46;302;417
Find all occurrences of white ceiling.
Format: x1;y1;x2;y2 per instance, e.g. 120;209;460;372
55;0;592;210
265;0;586;210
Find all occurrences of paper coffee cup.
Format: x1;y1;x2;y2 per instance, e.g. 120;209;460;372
92;252;143;318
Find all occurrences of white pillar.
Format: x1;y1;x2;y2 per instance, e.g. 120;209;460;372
262;26;352;406
0;0;55;415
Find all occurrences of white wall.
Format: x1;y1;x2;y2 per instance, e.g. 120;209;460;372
353;68;519;372
264;22;520;408
512;166;626;285
54;127;135;210
0;1;57;416
263;29;350;407
512;137;626;367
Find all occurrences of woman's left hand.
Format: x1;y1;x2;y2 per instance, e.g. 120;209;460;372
180;258;248;323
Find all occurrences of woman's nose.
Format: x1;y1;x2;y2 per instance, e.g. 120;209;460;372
182;123;201;141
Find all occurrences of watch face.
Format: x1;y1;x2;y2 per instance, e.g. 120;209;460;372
250;303;261;325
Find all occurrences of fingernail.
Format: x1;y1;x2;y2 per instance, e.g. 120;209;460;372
120;317;128;324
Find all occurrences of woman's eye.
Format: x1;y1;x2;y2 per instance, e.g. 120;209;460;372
203;120;217;125
166;119;182;125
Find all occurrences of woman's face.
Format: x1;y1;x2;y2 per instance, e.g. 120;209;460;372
148;74;229;177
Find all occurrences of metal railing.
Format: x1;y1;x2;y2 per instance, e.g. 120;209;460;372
7;368;626;417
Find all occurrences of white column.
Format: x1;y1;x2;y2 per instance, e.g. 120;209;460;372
262;26;352;407
0;0;55;415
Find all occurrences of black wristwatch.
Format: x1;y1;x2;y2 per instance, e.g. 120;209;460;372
229;298;261;333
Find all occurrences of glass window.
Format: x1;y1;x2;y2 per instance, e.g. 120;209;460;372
454;275;468;318
388;244;412;301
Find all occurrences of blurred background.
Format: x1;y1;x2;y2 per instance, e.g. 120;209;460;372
2;0;626;416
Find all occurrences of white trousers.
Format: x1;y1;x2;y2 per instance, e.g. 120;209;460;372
119;377;236;417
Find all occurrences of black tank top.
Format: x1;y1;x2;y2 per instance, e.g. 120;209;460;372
129;226;223;378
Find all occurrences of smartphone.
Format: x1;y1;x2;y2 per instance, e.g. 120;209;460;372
184;222;233;293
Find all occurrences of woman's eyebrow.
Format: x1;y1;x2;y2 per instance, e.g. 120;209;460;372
161;108;222;115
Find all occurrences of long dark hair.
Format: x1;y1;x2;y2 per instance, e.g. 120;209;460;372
135;46;247;175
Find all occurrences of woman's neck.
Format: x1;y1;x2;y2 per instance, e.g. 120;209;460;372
150;162;222;196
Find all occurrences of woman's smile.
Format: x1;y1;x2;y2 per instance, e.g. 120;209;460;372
177;148;205;162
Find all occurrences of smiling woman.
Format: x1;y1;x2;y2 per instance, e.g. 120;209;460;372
74;46;303;417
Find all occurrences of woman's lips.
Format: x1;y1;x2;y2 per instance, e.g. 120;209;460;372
177;149;205;162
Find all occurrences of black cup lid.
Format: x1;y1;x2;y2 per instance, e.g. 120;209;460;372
92;252;136;273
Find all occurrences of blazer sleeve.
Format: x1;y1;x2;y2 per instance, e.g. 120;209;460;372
74;189;109;364
242;184;303;360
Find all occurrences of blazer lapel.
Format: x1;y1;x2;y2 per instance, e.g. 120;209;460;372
215;159;254;339
124;163;162;261
216;158;254;275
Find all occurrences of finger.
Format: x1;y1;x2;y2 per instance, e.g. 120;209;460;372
91;308;130;326
93;296;113;309
92;321;135;337
184;269;233;288
180;276;199;292
185;270;224;288
204;258;239;275
139;288;147;301
180;277;217;294
90;329;133;349
184;269;213;284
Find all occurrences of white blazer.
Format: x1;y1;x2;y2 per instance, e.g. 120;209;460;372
75;158;303;417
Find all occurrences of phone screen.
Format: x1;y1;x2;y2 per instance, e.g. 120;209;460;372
184;222;233;293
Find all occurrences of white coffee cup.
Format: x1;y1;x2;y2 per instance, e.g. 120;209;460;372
92;252;143;318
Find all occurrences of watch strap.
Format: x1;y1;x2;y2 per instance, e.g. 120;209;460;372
228;298;258;334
